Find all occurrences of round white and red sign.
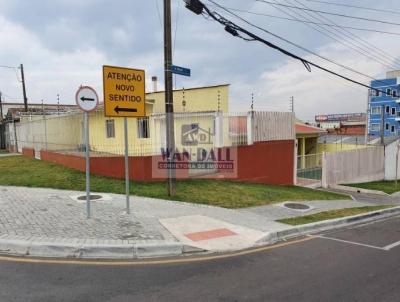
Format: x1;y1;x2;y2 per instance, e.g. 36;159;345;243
75;86;99;112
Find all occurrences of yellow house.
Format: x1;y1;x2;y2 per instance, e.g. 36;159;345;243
88;84;230;156
317;135;370;153
296;122;326;169
149;84;229;113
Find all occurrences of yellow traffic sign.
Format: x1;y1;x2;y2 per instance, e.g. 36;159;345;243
103;65;146;117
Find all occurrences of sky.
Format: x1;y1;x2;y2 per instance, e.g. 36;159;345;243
0;0;400;121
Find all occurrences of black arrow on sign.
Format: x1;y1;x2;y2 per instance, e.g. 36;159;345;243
80;96;95;102
114;106;138;114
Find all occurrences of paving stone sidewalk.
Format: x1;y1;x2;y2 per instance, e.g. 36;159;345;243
0;186;171;244
0;185;394;258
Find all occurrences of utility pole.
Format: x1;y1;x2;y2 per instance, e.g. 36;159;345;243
20;64;28;112
164;0;176;196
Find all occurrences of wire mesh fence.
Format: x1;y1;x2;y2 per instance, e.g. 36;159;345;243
5;110;257;157
297;153;323;180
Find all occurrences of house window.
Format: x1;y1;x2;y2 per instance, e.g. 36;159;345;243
374;89;381;97
392;107;396;115
386;123;389;130
106;119;115;138
386;105;390;114
371;124;380;131
393;90;398;98
137;117;150;138
387;88;392;96
391;125;395;133
371;106;381;115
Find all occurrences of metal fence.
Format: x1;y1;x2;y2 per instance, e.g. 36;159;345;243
4;111;241;157
253;111;295;142
5;110;295;157
297;153;323;180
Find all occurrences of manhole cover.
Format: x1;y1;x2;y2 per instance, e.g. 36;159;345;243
77;194;103;201
284;203;310;210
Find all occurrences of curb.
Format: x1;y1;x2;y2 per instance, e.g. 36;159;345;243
1;207;399;260
0;239;185;259
257;206;400;245
329;184;389;196
316;187;355;200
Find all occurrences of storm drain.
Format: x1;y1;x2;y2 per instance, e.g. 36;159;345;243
77;194;103;201
283;202;311;211
70;193;112;203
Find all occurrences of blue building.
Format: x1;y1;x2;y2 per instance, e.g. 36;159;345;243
369;71;400;137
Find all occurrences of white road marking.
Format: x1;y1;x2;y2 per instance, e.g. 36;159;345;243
312;235;386;251
321;215;400;236
383;240;400;251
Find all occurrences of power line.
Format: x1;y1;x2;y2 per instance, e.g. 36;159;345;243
155;0;163;26
0;65;18;69
173;1;181;89
206;6;400;36
208;1;394;87
265;0;400;70
1;92;19;100
305;0;400;15
0;64;22;82
256;0;400;26
186;0;396;97
213;1;400;68
290;0;400;69
173;0;181;60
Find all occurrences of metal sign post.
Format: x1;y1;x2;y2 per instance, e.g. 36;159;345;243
103;65;146;215
124;117;130;214
75;86;99;219
84;111;91;218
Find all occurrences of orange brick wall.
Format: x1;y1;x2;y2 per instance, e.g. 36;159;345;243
22;148;35;158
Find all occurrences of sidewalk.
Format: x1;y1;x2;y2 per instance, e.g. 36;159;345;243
0;153;20;157
0;185;398;259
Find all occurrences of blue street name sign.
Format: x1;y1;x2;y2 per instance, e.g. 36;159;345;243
170;65;191;77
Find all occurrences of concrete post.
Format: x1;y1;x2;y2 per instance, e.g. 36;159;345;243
301;137;306;169
214;112;224;148
293;139;298;185
247;111;254;145
13;120;18;153
321;151;327;188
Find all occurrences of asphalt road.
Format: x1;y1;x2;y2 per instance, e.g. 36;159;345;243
1;216;400;302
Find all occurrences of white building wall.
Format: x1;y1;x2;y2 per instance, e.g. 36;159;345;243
322;146;385;187
384;139;400;180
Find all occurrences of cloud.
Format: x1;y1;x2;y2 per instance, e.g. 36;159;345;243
237;31;400;120
0;15;108;103
0;0;400;123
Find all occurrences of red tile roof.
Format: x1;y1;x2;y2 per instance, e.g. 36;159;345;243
296;124;326;134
